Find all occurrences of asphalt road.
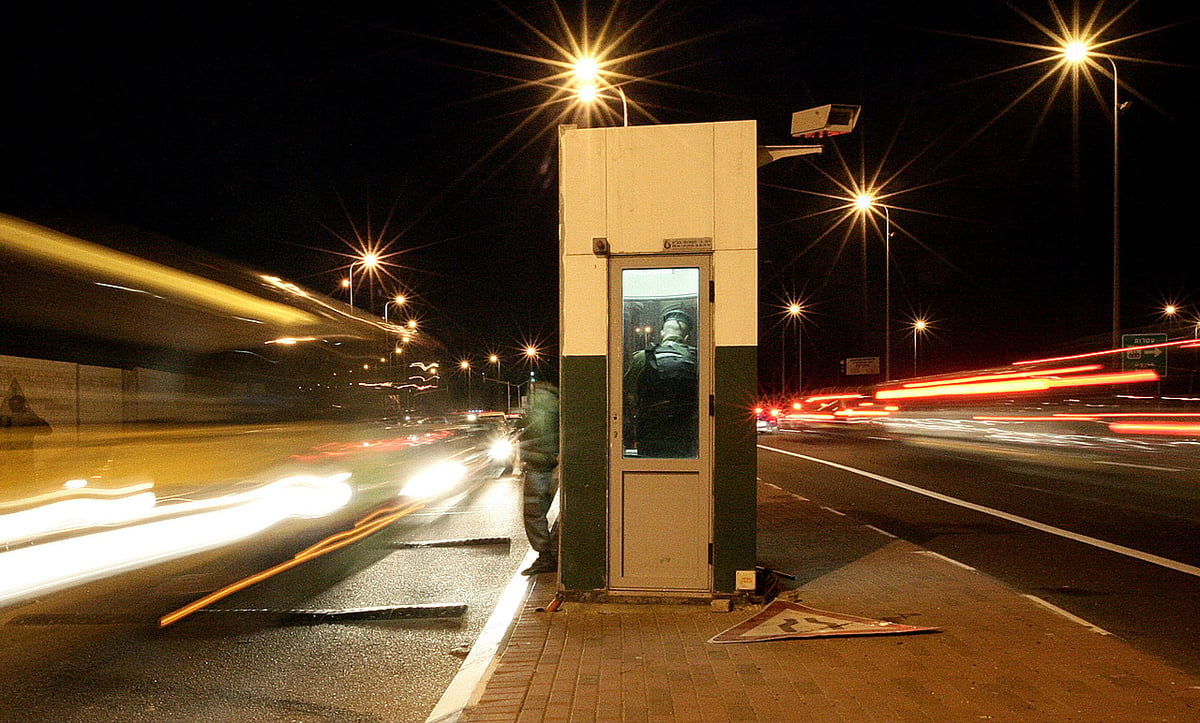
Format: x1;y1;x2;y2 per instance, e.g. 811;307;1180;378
0;449;526;722
757;426;1200;678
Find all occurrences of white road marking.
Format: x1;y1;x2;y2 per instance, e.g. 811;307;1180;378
820;506;847;517
760;477;807;501
759;444;1200;580
1022;594;1111;635
863;525;898;539
914;550;976;571
1094;460;1182;473
426;493;560;723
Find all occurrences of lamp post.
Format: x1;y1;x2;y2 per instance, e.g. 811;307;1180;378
1064;42;1121;349
573;57;629;127
854;194;891;378
490;354;508;410
346;253;380;310
1108;56;1121;350
912;318;928;376
460;359;472;409
383;294;407;323
524;345;540;384
786;303;806;395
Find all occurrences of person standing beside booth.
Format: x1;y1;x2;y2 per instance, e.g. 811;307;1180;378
519;379;560;575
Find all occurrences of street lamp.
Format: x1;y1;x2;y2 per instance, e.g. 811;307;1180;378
383;294;407;323
489;354;508;410
786;303;806;394
346;253;380;310
524;345;540;383
911;318;929;377
1064;42;1121;349
854;194;892;379
460;359;472;409
573;57;628;127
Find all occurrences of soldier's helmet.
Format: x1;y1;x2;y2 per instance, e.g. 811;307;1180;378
661;309;694;335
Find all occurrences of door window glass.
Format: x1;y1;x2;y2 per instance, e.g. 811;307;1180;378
620;267;700;459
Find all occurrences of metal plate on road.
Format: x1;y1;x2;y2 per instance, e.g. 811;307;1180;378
708;599;938;643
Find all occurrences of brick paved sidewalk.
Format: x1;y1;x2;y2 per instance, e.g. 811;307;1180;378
462;482;1200;722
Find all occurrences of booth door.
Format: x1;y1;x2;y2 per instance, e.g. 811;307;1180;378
608;257;712;593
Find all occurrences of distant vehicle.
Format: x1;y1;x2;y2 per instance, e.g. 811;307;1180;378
458;411;516;476
778;393;893;434
754;406;780;434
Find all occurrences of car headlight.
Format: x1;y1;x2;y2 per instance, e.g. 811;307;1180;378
488;437;514;462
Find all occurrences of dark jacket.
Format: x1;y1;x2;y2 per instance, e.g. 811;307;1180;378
520;382;559;471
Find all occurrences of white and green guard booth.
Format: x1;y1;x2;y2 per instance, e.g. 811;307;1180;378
557;120;761;600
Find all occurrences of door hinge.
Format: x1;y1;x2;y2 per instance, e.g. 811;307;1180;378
709;394;715;417
708;542;713;565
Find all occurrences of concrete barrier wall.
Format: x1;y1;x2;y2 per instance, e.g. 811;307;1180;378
1;353;250;437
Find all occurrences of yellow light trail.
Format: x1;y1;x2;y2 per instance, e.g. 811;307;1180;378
0;214;317;327
159;499;426;627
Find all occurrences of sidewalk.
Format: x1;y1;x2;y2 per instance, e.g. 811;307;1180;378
460;481;1200;722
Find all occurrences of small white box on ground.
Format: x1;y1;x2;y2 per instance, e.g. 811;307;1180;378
735;570;757;591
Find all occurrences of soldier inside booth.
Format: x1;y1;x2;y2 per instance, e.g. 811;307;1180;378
622;300;699;459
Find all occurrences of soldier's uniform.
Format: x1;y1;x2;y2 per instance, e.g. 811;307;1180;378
624;310;699;458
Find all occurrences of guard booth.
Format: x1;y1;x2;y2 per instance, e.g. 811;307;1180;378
557;120;759;598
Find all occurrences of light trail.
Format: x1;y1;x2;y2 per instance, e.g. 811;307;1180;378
159;499;426;627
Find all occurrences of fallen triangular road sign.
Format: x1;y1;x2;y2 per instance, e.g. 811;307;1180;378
709;600;938;644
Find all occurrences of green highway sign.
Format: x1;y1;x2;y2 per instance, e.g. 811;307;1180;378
1121;333;1167;374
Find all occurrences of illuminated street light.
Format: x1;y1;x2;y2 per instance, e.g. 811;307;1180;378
573;56;628;127
489;353;508;410
1064;40;1121;349
346;253;380;310
1063;40;1088;63
1161;304;1182;334
523;344;542;383
912;318;930;377
383;294;407;323
460;359;472;409
854;193;893;379
786;302;807;394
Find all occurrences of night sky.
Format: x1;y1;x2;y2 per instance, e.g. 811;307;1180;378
3;1;1198;393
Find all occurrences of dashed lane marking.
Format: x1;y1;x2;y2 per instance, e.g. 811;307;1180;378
863;525;898;539
1094;460;1182;473
1022;594;1111;635
914;550;977;571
